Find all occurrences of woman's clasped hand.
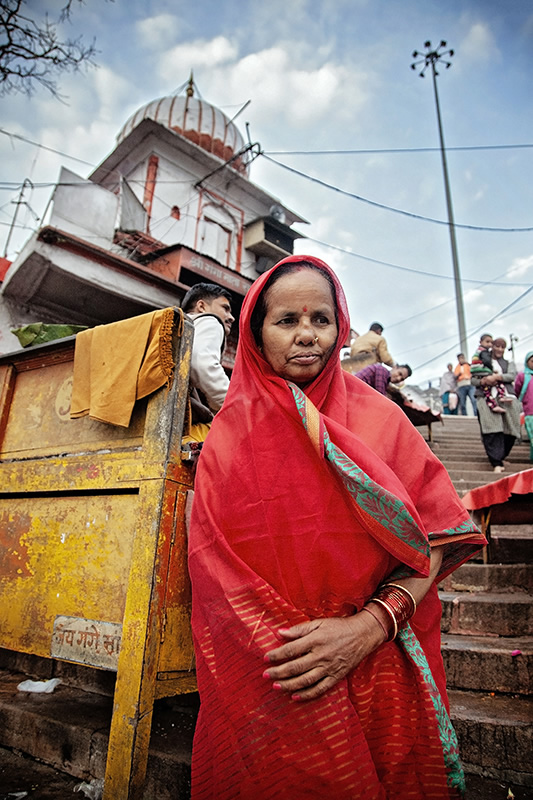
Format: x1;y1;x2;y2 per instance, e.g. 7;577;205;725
263;612;386;701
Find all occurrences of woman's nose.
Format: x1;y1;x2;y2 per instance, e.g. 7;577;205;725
295;320;316;343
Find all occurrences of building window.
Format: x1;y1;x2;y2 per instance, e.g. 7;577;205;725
198;203;237;267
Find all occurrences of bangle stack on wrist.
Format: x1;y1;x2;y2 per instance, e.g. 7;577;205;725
364;583;417;642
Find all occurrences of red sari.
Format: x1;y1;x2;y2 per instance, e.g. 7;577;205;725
189;256;485;799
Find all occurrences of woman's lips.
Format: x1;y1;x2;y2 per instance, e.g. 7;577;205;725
290;353;320;364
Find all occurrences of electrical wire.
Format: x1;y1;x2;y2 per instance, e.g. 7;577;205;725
0;128;95;167
385;265;531;330
412;285;533;370
265;143;533;155
304;236;533;286
262;154;533;232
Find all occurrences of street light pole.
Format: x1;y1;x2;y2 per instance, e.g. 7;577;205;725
411;41;468;355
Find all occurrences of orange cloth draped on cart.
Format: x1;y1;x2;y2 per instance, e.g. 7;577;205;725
188;255;486;799
70;307;176;427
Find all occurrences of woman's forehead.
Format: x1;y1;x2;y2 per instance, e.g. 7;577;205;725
265;269;335;307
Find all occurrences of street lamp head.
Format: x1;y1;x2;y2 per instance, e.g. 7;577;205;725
410;39;454;77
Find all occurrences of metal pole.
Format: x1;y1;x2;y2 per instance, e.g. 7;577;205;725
430;62;468;355
411;42;468;355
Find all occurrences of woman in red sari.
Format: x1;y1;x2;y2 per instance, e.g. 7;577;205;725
188;256;485;800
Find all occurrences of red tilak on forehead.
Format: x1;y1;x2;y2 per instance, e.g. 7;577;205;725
303;306;307;312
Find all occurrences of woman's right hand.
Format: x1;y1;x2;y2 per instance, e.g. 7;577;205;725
262;608;388;702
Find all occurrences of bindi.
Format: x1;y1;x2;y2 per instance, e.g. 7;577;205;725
303;306;307;312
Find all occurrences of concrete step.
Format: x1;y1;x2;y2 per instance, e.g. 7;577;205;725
449;689;533;788
0;745;80;798
442;461;526;473
448;467;529;480
442;634;533;695
482;529;533;565
0;647;115;697
462;772;533;800
0;733;531;800
430;438;530;451
440;562;533;594
440;591;533;636
453;481;509;495
433;448;530;461
0;667;196;799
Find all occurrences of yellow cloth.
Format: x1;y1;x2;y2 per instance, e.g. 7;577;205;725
70;308;176;428
182;422;212;444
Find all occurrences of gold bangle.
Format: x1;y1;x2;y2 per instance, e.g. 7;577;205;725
381;583;417;614
368;598;398;641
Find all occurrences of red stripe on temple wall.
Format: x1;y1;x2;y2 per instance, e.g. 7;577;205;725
0;257;12;282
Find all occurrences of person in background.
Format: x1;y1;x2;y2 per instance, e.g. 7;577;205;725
454;353;477;416
181;283;234;443
470;333;509;414
471;337;521;473
355;362;412;396
188;255;485;799
439;363;458;415
515;350;533;463
349;321;395;370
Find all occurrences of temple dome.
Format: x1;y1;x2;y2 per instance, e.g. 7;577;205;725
117;80;250;176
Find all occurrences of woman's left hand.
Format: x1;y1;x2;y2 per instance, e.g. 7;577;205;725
263;613;384;702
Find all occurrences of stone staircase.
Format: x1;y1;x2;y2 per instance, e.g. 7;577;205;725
0;415;531;799
431;415;533;798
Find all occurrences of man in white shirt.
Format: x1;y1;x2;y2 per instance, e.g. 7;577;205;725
182;283;235;440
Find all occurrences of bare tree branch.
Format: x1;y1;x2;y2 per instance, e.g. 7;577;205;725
0;0;98;98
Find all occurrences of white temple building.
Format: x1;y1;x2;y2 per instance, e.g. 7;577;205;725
0;76;307;363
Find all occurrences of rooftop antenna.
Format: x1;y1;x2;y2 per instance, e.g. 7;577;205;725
3;179;38;259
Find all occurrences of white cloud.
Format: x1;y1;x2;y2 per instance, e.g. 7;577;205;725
158;36;239;75
506;254;533;279
154;38;370;135
460;22;500;63
136;14;180;49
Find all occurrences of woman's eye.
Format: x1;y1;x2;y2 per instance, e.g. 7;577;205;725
315;316;330;325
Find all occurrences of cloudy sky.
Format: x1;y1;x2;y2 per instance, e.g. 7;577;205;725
1;0;532;386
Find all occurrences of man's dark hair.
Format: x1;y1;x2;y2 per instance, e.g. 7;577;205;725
369;322;383;333
457;353;464;359
182;283;232;313
398;363;412;378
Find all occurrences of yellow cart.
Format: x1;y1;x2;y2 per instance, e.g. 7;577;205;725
0;310;196;799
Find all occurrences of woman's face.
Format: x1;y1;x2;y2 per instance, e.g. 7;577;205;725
260;269;338;387
527;356;533;370
492;341;506;359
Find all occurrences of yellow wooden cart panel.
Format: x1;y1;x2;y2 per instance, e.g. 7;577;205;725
0;312;196;799
0;494;136;653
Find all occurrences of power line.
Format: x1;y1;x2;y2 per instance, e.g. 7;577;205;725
4;127;532;233
386;265;530;330
262;154;533;232
0;128;95;167
266;143;533;155
304;236;533;286
413;284;533;370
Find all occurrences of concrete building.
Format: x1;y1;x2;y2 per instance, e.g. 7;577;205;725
0;76;306;364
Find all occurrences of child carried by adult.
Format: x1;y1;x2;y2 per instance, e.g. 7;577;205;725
471;333;513;414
